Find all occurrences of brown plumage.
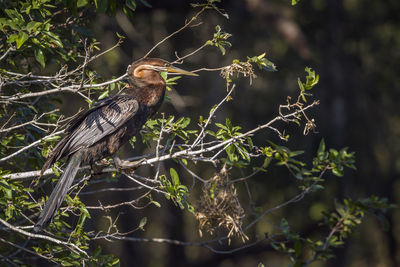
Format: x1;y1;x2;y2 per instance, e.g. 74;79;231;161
35;58;197;230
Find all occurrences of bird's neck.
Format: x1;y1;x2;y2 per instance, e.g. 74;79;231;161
128;84;165;108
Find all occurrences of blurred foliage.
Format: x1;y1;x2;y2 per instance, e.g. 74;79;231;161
269;196;394;266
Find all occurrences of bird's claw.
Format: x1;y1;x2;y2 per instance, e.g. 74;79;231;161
113;157;146;174
91;159;110;175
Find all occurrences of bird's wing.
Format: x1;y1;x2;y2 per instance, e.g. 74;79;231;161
60;96;140;156
42;96;140;173
63;98;113;134
41;98;121;174
41;96;139;175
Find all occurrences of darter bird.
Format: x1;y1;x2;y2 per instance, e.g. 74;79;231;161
34;58;197;231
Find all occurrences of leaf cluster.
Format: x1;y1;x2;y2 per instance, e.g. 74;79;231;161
206;25;232;55
159;168;194;212
210;118;252;164
141;116;196;146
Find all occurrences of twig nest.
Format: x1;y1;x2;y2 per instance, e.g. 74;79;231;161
220;62;256;85
195;166;248;243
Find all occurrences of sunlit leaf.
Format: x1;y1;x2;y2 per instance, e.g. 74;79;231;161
16;32;28;49
34;48;45;68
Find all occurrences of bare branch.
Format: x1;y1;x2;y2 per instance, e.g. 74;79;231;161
79;186;145;196
92;233;265;254
0;218;87;256
0;46;15;62
3;99;319;180
0;109;59;133
1;74;128;101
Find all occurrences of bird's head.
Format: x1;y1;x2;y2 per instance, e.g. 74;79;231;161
127;58;198;88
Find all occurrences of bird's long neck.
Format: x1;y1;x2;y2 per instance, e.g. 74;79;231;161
125;83;165;109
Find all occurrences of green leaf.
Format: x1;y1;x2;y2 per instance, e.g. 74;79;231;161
77;0;89;7
289;150;304;157
16;32;28;49
332;167;344;177
292;0;300;5
98;90;109;100
215;123;228;131
126;0;137;11
7;33;18;44
138;217;147;230
166;76;181;84
80;205;91;218
5;9;23;20
160;71;167;81
51;165;60;177
298;78;305;92
318;139;326;156
180;117;191;128
25;21;41;33
46;31;64;48
34;48;45;68
170;168;180;186
248;53;277;72
151;200;161;207
218;44;226;55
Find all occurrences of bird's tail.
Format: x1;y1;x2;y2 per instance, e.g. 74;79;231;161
34;151;83;231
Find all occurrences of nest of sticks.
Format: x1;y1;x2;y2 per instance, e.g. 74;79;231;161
195;167;248;243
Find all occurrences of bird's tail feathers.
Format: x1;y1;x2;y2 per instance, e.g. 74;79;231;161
34;150;83;231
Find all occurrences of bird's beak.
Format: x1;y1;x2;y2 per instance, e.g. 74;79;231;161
166;66;199;76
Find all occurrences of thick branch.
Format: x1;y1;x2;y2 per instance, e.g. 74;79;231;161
3;100;319;180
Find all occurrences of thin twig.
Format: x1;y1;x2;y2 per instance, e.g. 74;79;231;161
0;46;15;62
172;42;209;64
244;167;328;231
0;109;59;133
0;130;64;163
143;7;206;58
92;233;264;254
0;237;53;261
191;84;236;149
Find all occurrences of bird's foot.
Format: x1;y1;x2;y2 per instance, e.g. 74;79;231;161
91;159;109;175
113;156;146;174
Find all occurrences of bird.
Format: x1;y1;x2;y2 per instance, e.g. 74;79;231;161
34;58;198;231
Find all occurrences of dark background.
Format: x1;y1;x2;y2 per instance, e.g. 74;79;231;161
62;0;400;266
